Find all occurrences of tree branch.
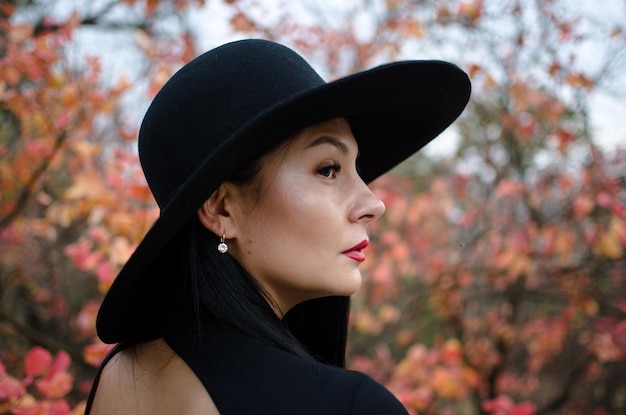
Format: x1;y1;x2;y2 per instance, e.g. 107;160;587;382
0;130;66;229
0;311;90;372
32;0;148;37
536;355;593;414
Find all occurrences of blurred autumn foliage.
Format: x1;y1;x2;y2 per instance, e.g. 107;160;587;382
1;0;625;414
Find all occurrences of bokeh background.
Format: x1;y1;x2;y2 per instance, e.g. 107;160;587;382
1;1;625;414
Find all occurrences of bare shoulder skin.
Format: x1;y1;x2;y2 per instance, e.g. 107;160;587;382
89;338;219;415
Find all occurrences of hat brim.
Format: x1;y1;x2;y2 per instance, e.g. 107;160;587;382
96;60;471;343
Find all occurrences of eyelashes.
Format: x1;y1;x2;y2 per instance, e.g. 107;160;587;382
316;161;342;178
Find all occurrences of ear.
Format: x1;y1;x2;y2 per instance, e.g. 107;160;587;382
197;183;240;239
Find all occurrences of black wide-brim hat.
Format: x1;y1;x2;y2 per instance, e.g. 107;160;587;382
96;39;471;344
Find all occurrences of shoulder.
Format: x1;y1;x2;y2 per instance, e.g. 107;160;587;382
278;362;409;414
298;363;408;415
349;375;409;415
89;338;220;415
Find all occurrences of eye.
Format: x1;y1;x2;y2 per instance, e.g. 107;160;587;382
316;161;342;178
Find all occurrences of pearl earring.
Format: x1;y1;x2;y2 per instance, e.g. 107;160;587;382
217;233;228;254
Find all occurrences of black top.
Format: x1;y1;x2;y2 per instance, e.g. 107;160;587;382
163;327;408;414
85;327;409;414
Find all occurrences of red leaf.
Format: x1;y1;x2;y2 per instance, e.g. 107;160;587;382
33;350;73;399
96;260;114;291
11;400;43;415
482;395;514;413
54;111;72;130
0;373;25;401
24;139;51;157
48;399;71;415
494;180;525;197
24;346;52;378
63;239;100;271
597;192;612;208
49;351;71;376
511;402;537;415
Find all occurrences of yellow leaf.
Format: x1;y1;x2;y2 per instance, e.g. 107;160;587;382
594;229;623;259
432;366;467;399
353;310;383;335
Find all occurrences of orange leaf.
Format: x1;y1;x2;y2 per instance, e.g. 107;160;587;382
440;338;463;365
566;72;594;89
83;343;112;368
230;11;255;32
402;19;426;38
4;65;22;86
548;61;560;76
458;0;483;24
432;366;467;399
75;301;100;338
146;0;159;15
467;63;482;78
1;2;16;17
35;372;73;400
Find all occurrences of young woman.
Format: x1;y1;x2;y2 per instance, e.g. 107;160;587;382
86;39;470;414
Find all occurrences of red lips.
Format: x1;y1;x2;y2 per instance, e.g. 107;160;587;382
342;240;368;262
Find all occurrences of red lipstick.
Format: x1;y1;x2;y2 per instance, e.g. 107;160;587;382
342;240;368;262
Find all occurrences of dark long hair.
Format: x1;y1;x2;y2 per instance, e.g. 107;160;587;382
179;218;350;367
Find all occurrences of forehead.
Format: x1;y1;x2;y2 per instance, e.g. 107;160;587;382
283;117;357;153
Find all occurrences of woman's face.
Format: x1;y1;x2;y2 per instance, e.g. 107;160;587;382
228;118;385;313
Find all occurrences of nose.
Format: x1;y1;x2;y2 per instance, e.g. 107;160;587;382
349;178;386;224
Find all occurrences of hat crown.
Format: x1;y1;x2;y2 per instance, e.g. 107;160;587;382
138;39;325;208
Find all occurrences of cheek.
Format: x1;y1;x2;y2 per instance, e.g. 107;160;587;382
272;176;334;234
255;177;334;255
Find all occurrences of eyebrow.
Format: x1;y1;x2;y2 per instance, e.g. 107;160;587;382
306;135;350;154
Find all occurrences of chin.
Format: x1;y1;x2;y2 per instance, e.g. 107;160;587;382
334;274;362;297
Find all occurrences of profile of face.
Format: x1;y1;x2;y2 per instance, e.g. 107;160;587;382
199;118;385;313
